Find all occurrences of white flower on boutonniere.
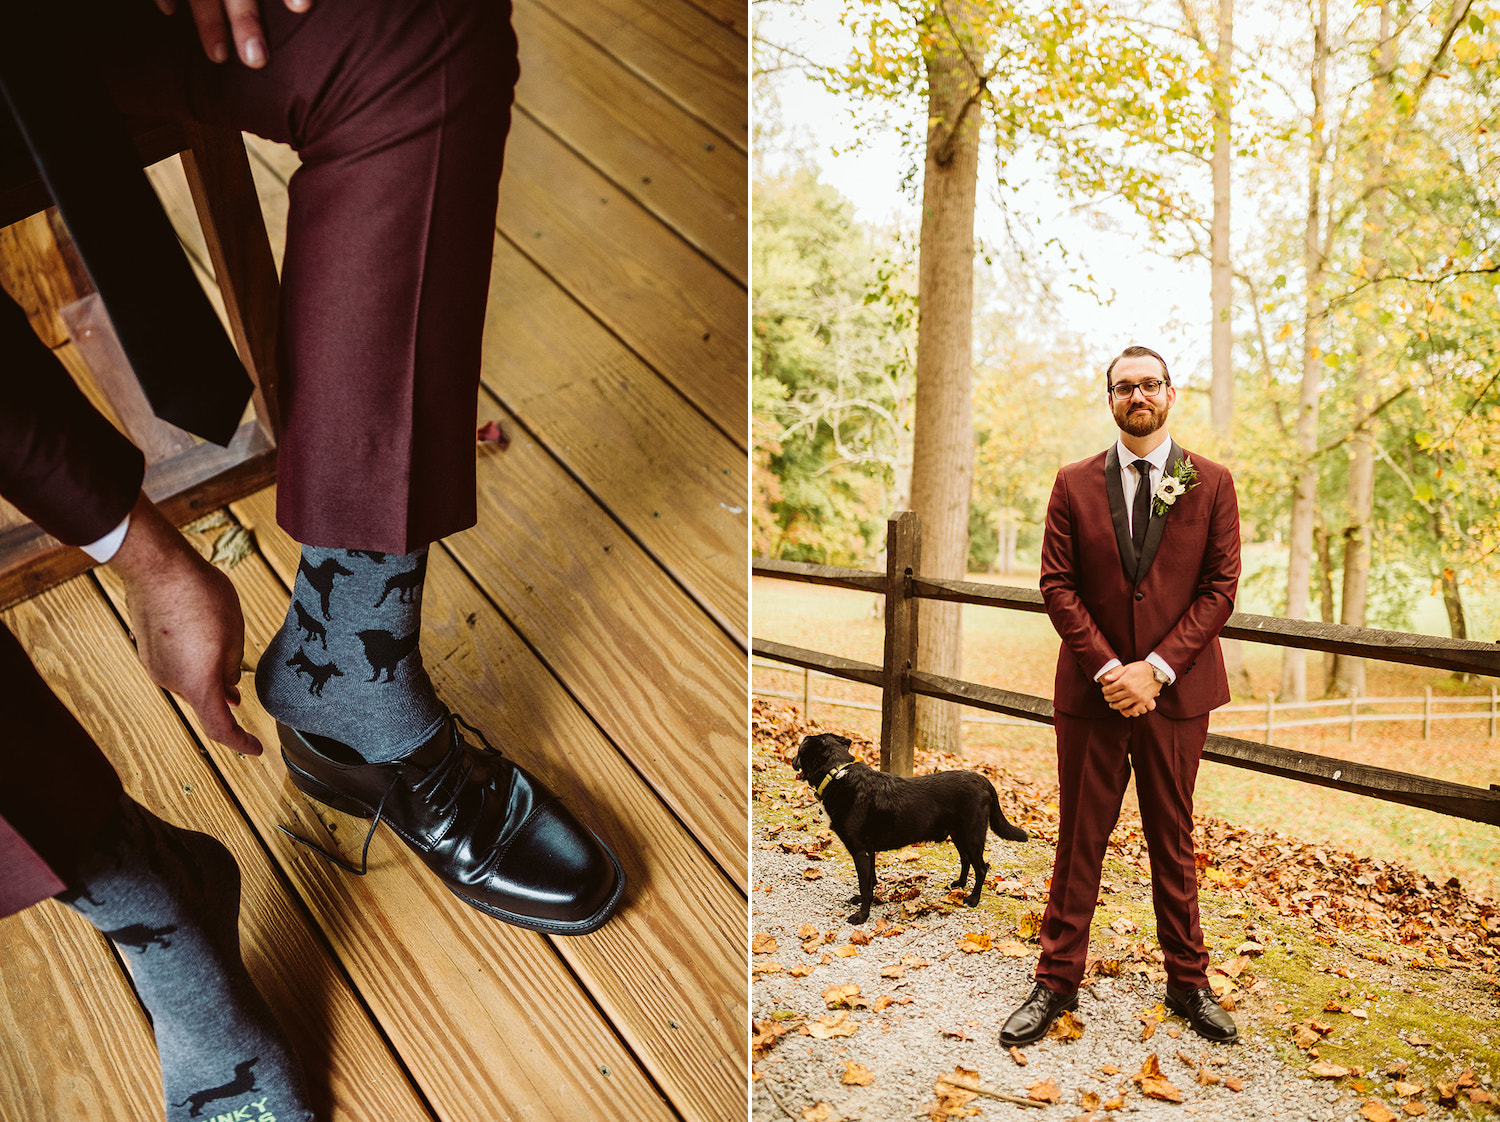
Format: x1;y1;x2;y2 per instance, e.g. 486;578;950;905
1152;456;1199;517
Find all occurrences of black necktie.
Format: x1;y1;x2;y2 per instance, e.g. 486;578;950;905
1131;459;1153;559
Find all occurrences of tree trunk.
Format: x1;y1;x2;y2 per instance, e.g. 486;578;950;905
1203;0;1254;695
1314;513;1337;690
1280;0;1329;703
1330;0;1395;698
909;2;984;758
1441;574;1467;640
1209;0;1234;440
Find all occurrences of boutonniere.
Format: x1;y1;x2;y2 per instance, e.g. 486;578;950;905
1152;457;1198;516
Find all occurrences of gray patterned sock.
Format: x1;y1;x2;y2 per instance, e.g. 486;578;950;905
57;797;314;1122
255;545;446;763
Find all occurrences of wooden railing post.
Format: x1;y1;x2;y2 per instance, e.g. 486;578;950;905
880;512;920;777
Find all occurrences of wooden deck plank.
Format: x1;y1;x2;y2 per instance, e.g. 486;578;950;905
529;0;746;151
237;487;750;1122
498;112;745;448
0;904;160;1121
678;0;747;40
1;578;435;1122
87;549;683;1122
482;234;746;641
437;398;748;887
514;0;746;279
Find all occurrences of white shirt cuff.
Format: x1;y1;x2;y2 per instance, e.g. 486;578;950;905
1146;651;1176;684
1093;658;1122;682
80;514;131;563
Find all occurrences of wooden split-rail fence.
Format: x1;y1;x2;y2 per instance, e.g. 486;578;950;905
755;662;1500;743
753;511;1500;828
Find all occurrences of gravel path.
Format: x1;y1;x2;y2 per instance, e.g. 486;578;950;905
752;831;1372;1122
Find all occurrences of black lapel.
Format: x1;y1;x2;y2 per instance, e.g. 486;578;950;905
1135;440;1182;584
1104;444;1136;582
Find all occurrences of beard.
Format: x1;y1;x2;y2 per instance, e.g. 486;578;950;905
1114;399;1169;437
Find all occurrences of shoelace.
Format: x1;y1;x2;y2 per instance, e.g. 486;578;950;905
277;777;396;876
276;716;509;876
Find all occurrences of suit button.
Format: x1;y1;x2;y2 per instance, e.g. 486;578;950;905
1134;591;1144;601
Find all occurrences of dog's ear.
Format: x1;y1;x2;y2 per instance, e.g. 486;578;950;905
836;735;851;747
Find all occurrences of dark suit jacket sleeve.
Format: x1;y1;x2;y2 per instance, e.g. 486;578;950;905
1153;464;1241;673
0;293;144;546
1039;466;1118;677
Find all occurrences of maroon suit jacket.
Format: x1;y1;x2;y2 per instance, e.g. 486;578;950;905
1039;440;1240;721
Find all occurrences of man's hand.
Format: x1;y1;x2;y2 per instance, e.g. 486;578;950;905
109;493;262;756
1099;661;1161;719
154;0;311;68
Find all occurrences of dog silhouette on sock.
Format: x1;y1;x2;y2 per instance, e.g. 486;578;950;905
176;1057;260;1118
299;556;354;619
286;648;344;696
375;554;427;607
102;922;177;953
292;599;327;649
358;629;420;682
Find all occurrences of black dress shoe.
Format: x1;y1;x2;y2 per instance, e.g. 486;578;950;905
276;714;625;935
1166;984;1238;1043
999;982;1078;1047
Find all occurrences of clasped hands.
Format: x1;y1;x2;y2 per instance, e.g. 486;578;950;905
1099;661;1161;719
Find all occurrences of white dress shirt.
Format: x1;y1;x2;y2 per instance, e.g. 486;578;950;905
81;513;131;563
1094;433;1177;686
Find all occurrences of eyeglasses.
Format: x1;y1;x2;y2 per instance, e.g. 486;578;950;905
1109;379;1167;400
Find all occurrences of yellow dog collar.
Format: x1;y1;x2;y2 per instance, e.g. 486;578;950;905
815;764;851;800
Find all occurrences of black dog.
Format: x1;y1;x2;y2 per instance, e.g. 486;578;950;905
286;648;344;696
358;628;420;682
175;1057;260;1118
794;733;1029;924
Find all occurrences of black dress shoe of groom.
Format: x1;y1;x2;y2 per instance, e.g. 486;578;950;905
277;716;625;935
999;982;1078;1047
1166;984;1238;1043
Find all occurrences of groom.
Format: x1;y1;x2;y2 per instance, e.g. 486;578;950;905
1000;345;1241;1046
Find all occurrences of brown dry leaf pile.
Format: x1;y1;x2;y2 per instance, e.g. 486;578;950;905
752;698;1500;968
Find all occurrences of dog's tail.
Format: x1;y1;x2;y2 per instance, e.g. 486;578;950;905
989;789;1029;842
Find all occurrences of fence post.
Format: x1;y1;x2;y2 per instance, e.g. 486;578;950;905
1424;686;1432;740
880;512;920;777
802;666;812;721
1265;692;1275;744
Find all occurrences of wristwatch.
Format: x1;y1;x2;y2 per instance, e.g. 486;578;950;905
1150;664;1171;686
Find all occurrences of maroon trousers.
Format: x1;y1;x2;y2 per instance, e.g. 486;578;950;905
115;0;520;553
1035;710;1212;994
0;626;123;917
1;0;519;914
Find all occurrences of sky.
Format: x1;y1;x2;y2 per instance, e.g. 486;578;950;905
755;0;1217;385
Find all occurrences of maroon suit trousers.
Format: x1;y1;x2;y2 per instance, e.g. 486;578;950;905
1035;710;1212;994
0;626;122;917
113;0;520;553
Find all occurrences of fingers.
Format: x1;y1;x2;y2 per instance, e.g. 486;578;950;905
184;0;271;66
189;681;264;755
224;0;269;66
186;0;233;62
